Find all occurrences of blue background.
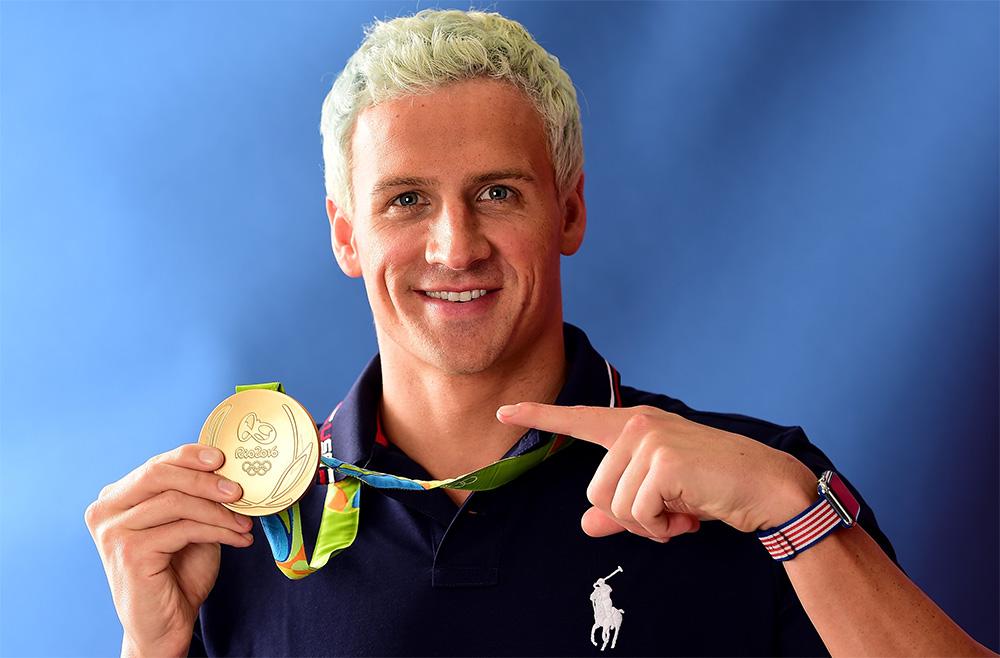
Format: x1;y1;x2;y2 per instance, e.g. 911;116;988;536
1;1;996;655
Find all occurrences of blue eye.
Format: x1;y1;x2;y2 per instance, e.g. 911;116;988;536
394;192;420;207
481;185;511;201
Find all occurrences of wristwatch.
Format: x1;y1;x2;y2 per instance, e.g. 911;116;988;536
756;470;861;561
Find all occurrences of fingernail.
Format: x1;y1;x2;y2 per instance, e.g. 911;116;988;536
496;404;519;418
242;533;254;543
218;479;240;495
199;448;220;465
236;514;252;529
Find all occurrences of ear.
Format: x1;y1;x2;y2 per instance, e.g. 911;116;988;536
327;197;362;278
558;171;587;256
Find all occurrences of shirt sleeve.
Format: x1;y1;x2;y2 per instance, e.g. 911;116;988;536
770;425;904;656
774;425;903;570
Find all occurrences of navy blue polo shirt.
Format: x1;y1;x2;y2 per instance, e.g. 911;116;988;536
191;323;901;657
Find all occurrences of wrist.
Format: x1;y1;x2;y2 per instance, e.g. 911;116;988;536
756;468;863;561
120;634;141;658
757;461;818;531
121;632;190;658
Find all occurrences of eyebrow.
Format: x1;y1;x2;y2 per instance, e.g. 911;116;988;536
370;169;536;196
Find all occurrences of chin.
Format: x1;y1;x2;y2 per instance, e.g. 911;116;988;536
409;330;508;376
423;344;504;376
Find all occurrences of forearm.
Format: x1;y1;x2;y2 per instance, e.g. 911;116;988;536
775;469;995;657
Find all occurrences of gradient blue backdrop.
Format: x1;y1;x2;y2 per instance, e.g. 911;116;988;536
1;1;996;655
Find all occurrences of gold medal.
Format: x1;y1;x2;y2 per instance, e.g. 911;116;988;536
198;388;319;516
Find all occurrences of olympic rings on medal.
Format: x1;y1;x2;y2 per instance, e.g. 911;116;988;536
241;460;273;476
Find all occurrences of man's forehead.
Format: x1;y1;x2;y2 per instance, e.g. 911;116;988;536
349;79;552;193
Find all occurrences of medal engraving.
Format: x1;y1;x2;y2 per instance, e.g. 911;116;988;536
198;389;320;516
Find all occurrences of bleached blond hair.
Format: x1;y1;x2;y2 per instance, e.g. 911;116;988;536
319;8;584;216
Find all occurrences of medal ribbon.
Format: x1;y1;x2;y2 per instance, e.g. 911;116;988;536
242;360;620;580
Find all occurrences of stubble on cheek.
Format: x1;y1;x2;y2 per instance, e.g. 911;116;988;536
352;242;400;341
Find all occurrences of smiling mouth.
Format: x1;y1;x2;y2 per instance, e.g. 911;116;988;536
423;288;490;303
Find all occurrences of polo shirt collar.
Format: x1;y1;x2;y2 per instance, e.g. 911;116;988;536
323;322;620;467
322;352;382;467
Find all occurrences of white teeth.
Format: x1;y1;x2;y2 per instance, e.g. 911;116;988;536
423;289;488;302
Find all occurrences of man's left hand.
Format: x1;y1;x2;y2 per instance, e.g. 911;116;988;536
496;403;818;542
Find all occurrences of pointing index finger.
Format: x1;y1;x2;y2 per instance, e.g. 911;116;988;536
496;403;627;449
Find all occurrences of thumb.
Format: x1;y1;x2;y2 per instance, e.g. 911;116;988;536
581;506;628;537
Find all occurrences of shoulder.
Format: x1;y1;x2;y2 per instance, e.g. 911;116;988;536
618;385;850;487
618;384;843;497
619;384;798;447
619;383;903;569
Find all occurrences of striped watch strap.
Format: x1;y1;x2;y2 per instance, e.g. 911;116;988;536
756;470;859;561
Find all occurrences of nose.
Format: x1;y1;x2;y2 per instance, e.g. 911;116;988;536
424;200;491;270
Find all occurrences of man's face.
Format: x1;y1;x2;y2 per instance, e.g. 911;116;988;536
328;78;585;376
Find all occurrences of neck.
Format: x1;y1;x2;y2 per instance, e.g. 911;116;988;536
377;322;567;488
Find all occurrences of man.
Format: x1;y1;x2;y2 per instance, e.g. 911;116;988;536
85;9;995;657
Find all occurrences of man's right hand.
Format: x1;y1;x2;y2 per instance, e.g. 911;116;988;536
85;444;255;657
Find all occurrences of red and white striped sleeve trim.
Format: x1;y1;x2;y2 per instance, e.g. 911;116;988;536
756;498;844;561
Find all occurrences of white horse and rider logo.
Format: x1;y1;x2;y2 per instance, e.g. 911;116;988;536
590;566;625;651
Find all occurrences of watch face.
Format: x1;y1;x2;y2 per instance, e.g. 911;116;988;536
823;471;861;523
